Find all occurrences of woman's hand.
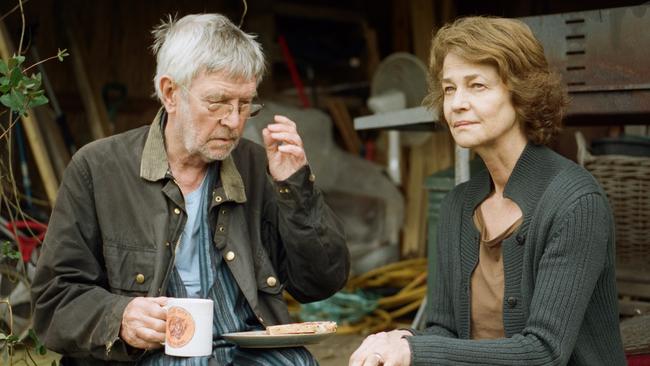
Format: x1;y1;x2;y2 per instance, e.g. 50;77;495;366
262;115;308;181
349;330;413;366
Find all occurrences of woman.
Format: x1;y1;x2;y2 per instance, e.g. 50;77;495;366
349;16;626;366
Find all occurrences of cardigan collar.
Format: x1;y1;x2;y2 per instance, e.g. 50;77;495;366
464;143;559;219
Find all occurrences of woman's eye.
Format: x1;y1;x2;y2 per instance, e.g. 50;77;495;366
471;83;486;90
443;86;455;94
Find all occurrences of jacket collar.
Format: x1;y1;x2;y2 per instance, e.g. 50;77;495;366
140;108;247;203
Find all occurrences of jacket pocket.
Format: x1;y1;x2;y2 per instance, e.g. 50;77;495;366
103;241;156;295
255;264;291;325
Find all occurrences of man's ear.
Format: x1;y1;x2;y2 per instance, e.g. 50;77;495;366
159;76;178;114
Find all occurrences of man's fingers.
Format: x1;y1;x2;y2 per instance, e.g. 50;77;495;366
136;325;166;344
143;315;167;333
277;144;305;158
268;132;302;147
272;115;297;128
150;297;169;306
262;128;277;152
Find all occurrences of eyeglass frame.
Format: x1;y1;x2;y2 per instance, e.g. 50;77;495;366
174;81;264;120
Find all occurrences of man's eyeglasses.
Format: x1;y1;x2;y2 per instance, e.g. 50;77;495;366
177;82;263;120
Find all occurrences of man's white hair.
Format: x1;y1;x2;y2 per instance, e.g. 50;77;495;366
151;14;266;101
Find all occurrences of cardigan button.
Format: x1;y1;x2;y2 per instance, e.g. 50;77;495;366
135;273;145;284
507;296;518;307
516;234;525;245
266;276;277;287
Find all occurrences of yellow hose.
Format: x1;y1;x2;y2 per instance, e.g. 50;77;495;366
292;258;430;334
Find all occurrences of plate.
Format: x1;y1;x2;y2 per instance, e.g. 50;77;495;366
222;330;335;348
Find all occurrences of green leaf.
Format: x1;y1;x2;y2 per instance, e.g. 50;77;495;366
0;76;9;89
9;88;27;113
0;93;13;110
9;66;23;87
0;60;8;75
0;333;7;340
28;95;49;108
57;48;69;62
32;72;43;85
6;334;19;343
1;241;22;260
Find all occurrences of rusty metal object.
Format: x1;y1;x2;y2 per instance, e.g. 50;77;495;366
521;5;650;125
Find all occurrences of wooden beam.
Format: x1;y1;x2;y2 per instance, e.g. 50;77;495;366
402;138;427;258
0;20;59;207
34;107;70;181
392;0;411;53
361;22;380;82
409;0;435;64
65;26;111;140
325;97;362;155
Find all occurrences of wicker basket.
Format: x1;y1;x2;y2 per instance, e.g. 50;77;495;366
576;132;650;271
620;314;650;355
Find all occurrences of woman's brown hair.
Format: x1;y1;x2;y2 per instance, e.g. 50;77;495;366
424;16;568;145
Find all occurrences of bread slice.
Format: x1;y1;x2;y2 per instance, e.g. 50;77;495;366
265;321;337;335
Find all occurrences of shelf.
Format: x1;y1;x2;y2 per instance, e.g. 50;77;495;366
353;106;442;131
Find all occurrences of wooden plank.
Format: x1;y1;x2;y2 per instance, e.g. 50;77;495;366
34;107;70;181
0;19;59;207
402;138;428;258
392;0;410;52
401;131;454;258
618;281;650;299
361;22;380;82
619;298;650;316
65;26;111;140
409;0;435;63
325;97;362;155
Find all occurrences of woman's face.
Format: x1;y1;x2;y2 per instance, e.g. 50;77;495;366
441;53;523;150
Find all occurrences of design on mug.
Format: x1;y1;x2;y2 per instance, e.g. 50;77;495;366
166;306;196;348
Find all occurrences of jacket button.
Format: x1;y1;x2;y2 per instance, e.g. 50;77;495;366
258;316;264;324
516;234;525;245
221;209;227;215
507;296;517;307
266;276;277;287
215;195;222;202
309;174;316;182
225;251;236;261
173;208;181;215
135;274;145;284
218;225;225;232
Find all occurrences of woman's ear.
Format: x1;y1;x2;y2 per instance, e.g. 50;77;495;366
159;76;178;114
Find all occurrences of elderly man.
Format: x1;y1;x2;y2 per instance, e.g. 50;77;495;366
32;13;349;366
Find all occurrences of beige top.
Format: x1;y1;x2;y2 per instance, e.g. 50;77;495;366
470;206;522;340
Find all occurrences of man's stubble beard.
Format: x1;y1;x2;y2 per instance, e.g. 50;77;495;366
178;101;240;162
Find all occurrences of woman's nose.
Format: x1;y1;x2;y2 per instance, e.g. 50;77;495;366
450;89;470;111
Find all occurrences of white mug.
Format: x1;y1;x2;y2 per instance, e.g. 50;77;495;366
165;298;214;357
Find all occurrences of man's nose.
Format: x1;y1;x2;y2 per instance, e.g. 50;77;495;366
220;105;241;128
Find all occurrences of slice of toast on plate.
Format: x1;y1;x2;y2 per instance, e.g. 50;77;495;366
265;321;337;335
